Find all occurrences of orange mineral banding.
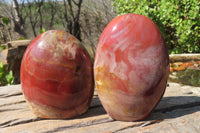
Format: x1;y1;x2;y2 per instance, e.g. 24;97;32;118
21;30;94;119
94;14;169;121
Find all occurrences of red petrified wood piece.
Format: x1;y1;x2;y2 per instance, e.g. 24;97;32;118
94;14;169;121
21;30;94;119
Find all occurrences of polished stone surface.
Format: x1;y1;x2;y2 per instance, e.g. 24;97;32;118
20;30;94;118
94;14;169;121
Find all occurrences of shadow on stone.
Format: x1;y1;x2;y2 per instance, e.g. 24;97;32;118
79;97;106;118
78;95;200;121
146;96;200;121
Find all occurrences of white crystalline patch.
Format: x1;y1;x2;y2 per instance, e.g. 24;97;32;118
38;32;78;59
96;80;102;86
127;45;163;90
63;41;78;59
110;23;131;39
128;44;162;67
113;61;128;81
96;48;128;81
94;49;107;69
113;37;130;52
107;52;117;71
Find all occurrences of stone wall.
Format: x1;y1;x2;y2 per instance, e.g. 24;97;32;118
0;40;31;84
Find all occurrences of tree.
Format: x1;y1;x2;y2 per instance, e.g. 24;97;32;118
57;0;82;41
111;0;200;54
0;0;27;37
0;15;12;43
12;0;26;37
26;0;38;37
24;0;83;39
80;0;116;58
47;0;58;29
35;0;44;32
25;0;44;37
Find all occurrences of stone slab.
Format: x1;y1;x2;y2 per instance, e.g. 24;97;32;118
170;54;200;62
0;83;200;133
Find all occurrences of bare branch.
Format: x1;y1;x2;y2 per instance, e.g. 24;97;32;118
72;0;78;6
67;0;75;20
48;0;57;29
27;0;38;37
75;0;82;22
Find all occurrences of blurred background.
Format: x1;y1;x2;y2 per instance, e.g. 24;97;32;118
0;0;199;86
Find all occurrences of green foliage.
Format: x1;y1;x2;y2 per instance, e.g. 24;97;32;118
18;37;26;40
2;17;10;25
39;28;46;34
111;0;200;54
0;61;14;86
0;45;6;50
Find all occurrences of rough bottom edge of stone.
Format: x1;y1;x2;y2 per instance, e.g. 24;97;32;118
26;100;88;119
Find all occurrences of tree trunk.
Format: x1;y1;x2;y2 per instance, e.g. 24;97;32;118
12;0;26;37
62;0;82;41
35;0;44;31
